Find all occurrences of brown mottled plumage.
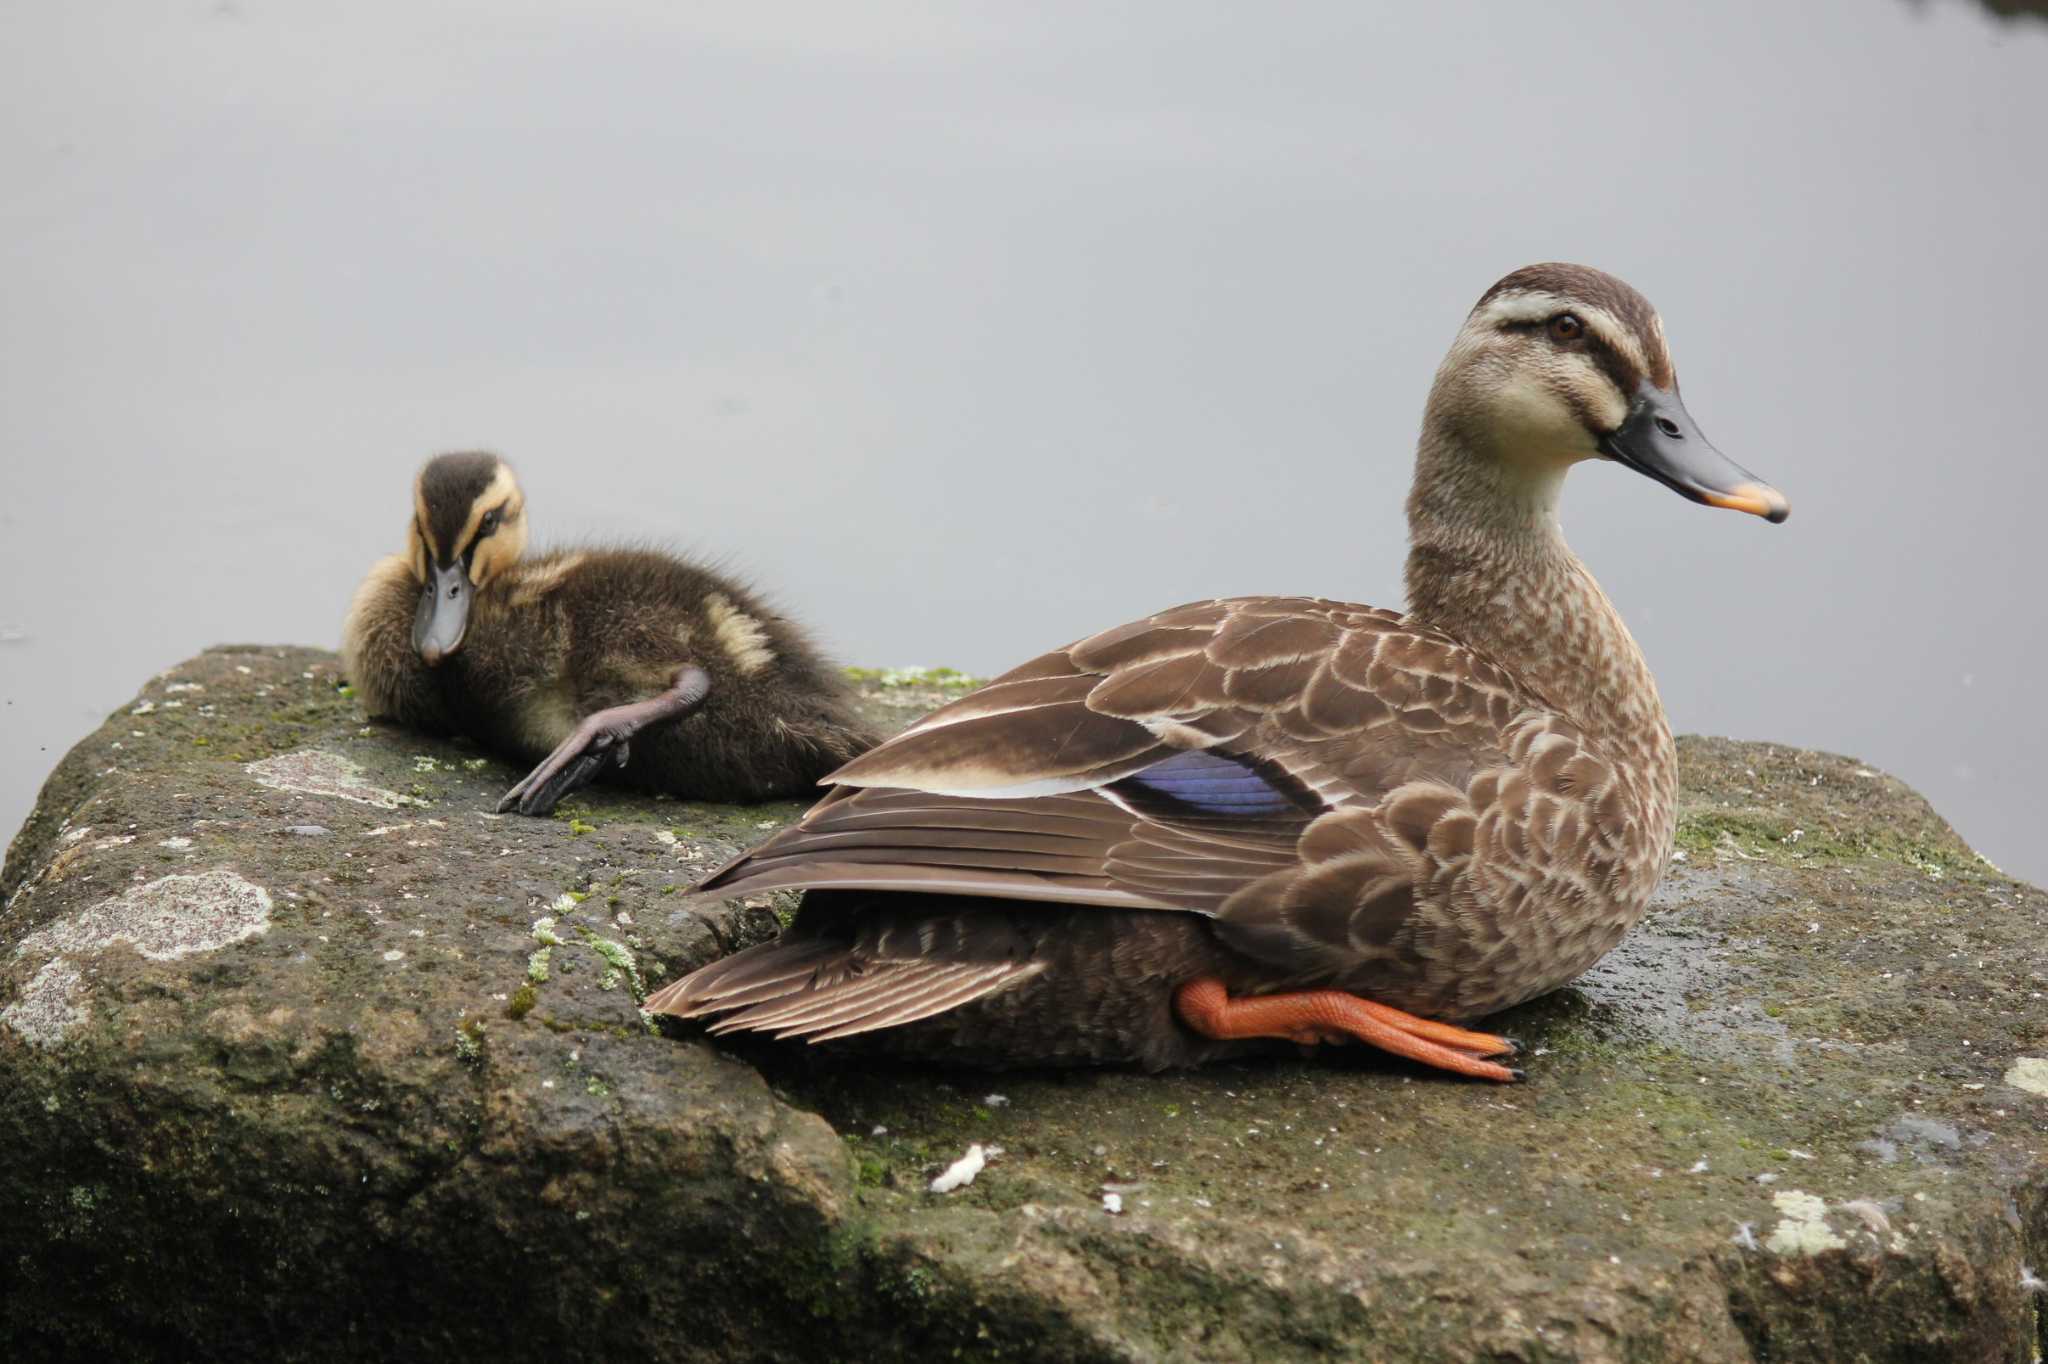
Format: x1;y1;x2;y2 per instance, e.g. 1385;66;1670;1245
341;452;877;812
646;264;1790;1080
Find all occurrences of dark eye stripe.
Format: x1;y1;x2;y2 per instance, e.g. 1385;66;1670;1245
1506;316;1642;393
1582;334;1640;393
465;504;511;557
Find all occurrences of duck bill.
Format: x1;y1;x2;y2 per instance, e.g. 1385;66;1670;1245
412;560;471;666
1598;383;1789;524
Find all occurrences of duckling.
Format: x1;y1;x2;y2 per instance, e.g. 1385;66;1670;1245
340;451;879;814
644;264;1789;1081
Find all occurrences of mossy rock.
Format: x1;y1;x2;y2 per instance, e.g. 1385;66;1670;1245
3;647;2045;1361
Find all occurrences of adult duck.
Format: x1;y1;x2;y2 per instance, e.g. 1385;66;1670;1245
645;264;1788;1081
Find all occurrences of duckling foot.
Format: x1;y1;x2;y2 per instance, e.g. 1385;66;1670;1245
496;665;711;816
1173;978;1522;1083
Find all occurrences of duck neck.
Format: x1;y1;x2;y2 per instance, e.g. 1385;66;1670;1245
1402;425;1670;770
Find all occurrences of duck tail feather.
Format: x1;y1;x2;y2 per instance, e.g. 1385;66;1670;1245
645;940;1039;1039
643;937;845;1017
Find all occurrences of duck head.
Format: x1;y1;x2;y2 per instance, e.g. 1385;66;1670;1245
406;451;529;665
1426;263;1788;523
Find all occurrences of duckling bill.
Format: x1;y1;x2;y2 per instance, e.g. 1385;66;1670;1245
341;452;878;814
645;263;1789;1083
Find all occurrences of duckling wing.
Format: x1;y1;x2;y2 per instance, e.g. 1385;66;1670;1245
693;597;1542;922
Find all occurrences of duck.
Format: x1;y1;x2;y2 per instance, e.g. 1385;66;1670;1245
340;451;880;814
644;263;1788;1082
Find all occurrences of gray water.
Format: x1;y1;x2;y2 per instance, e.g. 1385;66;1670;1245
3;2;2044;885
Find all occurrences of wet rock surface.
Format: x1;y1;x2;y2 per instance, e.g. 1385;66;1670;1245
3;645;2045;1362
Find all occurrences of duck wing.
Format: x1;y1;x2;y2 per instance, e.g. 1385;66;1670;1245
690;597;1546;932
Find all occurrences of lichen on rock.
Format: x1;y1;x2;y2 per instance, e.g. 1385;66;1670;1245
1764;1190;1849;1255
15;868;272;964
2006;1056;2048;1098
244;748;409;809
5;868;272;1048
0;959;87;1049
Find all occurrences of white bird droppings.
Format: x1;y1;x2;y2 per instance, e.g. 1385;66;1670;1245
1102;1193;1124;1215
928;1143;986;1194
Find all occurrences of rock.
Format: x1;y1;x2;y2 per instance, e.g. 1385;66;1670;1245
3;645;2045;1362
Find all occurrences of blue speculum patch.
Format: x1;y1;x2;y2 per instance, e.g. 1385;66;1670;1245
1121;749;1299;815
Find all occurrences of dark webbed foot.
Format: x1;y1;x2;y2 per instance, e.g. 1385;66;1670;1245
496;730;631;816
496;665;711;817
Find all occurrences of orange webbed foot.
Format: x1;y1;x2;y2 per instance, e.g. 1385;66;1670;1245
1174;978;1523;1083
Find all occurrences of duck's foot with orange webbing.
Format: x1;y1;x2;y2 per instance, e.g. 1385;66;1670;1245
1172;978;1524;1082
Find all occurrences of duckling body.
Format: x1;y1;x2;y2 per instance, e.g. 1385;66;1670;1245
342;456;877;812
646;264;1789;1081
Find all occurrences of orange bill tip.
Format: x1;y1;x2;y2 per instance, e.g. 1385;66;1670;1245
1700;481;1790;524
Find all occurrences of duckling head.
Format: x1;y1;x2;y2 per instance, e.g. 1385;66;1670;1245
407;451;529;665
1425;263;1788;523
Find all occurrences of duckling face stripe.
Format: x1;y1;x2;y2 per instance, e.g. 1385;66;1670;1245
453;463;521;572
411;483;438;572
412;452;512;567
465;490;527;588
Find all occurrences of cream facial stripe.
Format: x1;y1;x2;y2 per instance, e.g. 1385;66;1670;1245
703;592;776;675
1471;291;1652;383
412;482;438;564
453;463;521;557
1647;313;1673;385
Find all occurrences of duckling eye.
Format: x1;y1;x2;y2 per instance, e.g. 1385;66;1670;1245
1547;313;1584;342
480;510;500;534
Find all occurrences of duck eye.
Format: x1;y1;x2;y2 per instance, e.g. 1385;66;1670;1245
1547;313;1584;342
480;510;500;533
